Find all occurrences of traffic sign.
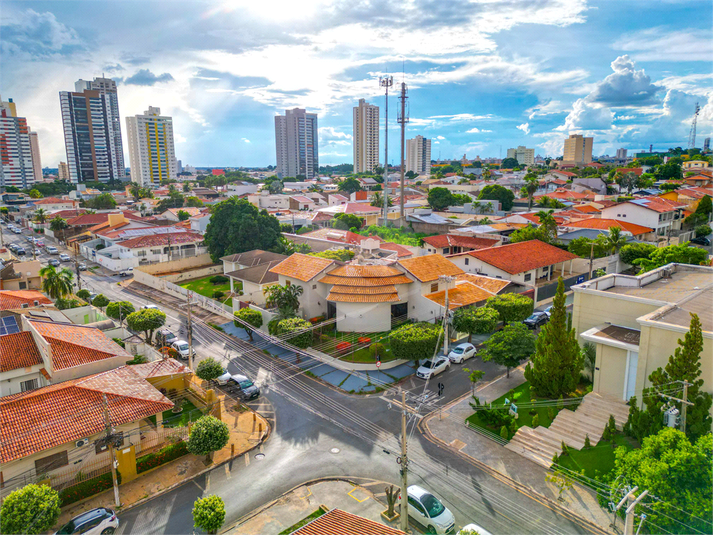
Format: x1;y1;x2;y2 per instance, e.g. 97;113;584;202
376;361;381;368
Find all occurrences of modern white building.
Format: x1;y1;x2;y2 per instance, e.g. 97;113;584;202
406;135;431;176
616;148;627;160
506;146;535;166
353;99;379;174
28;130;42;183
60;77;125;183
275;108;319;180
126;106;177;186
0;96;37;189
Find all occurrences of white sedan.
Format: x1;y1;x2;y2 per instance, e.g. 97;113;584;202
447;343;476;363
459;524;493;535
416;356;450;380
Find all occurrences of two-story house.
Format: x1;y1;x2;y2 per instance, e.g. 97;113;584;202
600;196;689;242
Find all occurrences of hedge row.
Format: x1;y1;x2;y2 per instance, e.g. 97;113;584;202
136;440;188;474
59;470;121;507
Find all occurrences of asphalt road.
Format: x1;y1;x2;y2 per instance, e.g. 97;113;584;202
3;226;596;535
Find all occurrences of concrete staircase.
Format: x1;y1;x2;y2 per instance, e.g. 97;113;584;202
505;392;631;468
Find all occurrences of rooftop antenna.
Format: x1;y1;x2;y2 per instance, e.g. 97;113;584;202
397;66;409;220
688;102;700;149
380;73;394;225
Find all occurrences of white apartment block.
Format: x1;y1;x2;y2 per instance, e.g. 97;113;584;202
58;162;70;181
275;108;319;180
126;106;177;186
0;96;37;189
506;146;535;166
353;99;379;173
406;135;431;176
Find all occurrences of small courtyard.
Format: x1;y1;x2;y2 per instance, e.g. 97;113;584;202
180;275;239;307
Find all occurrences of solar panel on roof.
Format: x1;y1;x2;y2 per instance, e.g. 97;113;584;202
0;316;20;336
120;227;187;238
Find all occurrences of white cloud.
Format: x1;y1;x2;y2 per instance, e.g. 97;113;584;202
435;135;446;140
516;123;530;135
241;138;251;143
526;100;566;120
466;127;492;133
614;28;713;62
587;55;660;106
557;98;614;131
429;113;494;122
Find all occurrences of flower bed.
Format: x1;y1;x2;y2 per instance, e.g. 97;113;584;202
357;337;371;344
136;440;189;473
335;341;352;352
59;471;122;507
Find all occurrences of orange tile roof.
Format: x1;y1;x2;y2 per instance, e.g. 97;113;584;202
625;196;687;213
293;508;405;535
398;254;463;282
0;366;173;463
66;213;111;226
379;242;413;258
319;264;413;288
327;286;400;303
571;204;600;214
128;358;191;378
425;281;493;309
468;240;578;274
565;218;653;236
118;231;204;249
0;291;52;310
269;253;334;282
457;273;512;294
487;222;528;231
29;320;131;371
422;234;500;250
0;332;43;372
32;197;76;205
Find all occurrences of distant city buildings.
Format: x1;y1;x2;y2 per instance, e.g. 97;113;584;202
29;130;42;183
126;106;177;186
563;134;593;165
506;146;535;166
704;138;711;153
353;99;379;174
58;161;70;181
275;108;319;180
406;135;431;176
177;159;183;173
60;77;125;183
616;148;627;160
0;96;38;189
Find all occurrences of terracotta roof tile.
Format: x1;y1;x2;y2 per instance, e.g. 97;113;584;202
565;218;653;236
118;231;204;249
0;291;52;310
468;239;578;274
269;253;334;282
293;508;405;535
422;234;500;250
625;196;687;213
66;213;111;226
457;273;512;294
379;242;413;258
32;197;76;205
425;281;493;309
397;254;463;282
0;332;42;372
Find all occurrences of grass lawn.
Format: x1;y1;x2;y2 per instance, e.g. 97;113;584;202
557;432;638;479
180;275;240;308
315;328;398;363
148;399;203;428
278;507;326;535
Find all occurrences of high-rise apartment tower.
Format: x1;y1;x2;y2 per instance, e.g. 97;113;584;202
563;134;593;165
353;99;379;173
126;106;177;186
405;135;431;176
506;146;535;166
275;108;318;179
0;96;38;189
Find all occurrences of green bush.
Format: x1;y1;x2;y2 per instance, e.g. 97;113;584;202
369;342;386;358
0;484;61;535
55;298;81;310
112;337;126;348
531;414;540;428
209;275;229;285
77;289;91;300
695;224;711;237
389;322;443;361
212;290;225;300
125;354;148;365
500;425;509;440
59;470;122;507
137;441;189;473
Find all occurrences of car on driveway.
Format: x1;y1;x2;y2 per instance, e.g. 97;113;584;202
542;305;554;318
691;236;711;246
523;311;549;329
55;507;119;535
171;340;195;360
59;253;71;262
48;258;61;267
447;343;476;363
216;372;260;400
400;485;456;534
416;356;450;380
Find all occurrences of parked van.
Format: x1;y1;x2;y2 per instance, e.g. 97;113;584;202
46;246;59;254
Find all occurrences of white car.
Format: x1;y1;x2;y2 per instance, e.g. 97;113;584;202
59;253;71;262
401;485;456;535
447;343;476;363
416;356;451;380
55;507;119;535
171;340;195;360
141;304;160;310
542;305;554;318
459;524;493;535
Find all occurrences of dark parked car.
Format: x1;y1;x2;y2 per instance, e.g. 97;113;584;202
523;312;549;329
691;236;710;246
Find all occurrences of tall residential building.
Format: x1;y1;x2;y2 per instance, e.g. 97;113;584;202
0;96;37;189
275;108;318;179
60;77;125;183
406;135;432;176
704;138;711;153
616;148;628;160
563;134;593;165
353;99;379;173
506;146;535;166
29;130;42;183
126;106;177;186
58;161;70;181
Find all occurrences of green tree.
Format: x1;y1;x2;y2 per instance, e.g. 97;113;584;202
695;224;711;237
633;243;707;273
0;484;61;535
501;157;519;169
77;288;91;301
38;265;73;299
389;322;443;362
332;213;363;230
275;317;312;349
567;236;609;258
196;357;225;382
49;216;69;242
273;236;311;255
310;249;355;261
268;180;283;194
105;301;136;324
609;428;712;535
92;293;110;311
521;175;538;210
463;367;485;395
337;177;363;195
186;415;230;463
427;187;454;211
370;191;393;207
535;209;558;242
28;188;42;199
582;342;597;382
452;306;499;343
126;308;167;343
481;322;536;378
156;191;185;212
695;194;711;216
478;184;515;211
233;308;263;341
177;209;191;221
85;192;117;210
186;196;204;208
655;161;683;181
192;495;226;535
263;282;303;313
619;242;657;265
510;224;551;244
33;207;48;224
525;278;583;398
204;198;281;262
603;226;627;255
485;293;533;324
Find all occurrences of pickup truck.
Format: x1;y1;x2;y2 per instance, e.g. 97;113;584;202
118;267;134;277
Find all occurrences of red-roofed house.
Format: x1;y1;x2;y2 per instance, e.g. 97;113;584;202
600;197;690;241
562;218;655;239
29;197;78;211
0;290;51;310
212;168;225;176
616;167;644;176
422;234;500;255
289;195;316;211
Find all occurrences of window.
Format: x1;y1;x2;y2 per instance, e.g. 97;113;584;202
35;450;69;474
285;280;291;286
312;284;316;290
524;273;532;282
465;258;469;266
19;281;27;289
430;283;439;293
21;378;39;392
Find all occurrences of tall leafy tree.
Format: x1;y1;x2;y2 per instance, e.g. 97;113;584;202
196;358;225;382
478;184;515;211
263;282;303;313
186;415;230;463
525;278;583;397
49;216;68;242
106;301;135;325
336;177;362;195
204;198;281;262
619;243;657;265
633;243;707;273
452;306;499;343
39;265;74;299
233;308;263;341
485;293;533;324
427;187;454;211
481;322;536;377
695;194;711;216
0;484;61;535
332;213;363;230
126;308;167;343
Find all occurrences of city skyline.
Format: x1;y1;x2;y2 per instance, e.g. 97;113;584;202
2;1;712;168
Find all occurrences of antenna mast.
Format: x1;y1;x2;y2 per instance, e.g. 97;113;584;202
688;102;700;149
380;75;394;224
397;78;409;220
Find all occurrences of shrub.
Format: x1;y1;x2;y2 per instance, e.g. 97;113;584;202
196;357;224;382
55;298;81;310
187;416;230;461
389;322;443;362
209;275;229;285
125;354;148;365
275;317;312;349
212;290;225;300
77;289;91;300
1;484;61;534
500;425;509;440
369;342;386;358
531;414;540;428
112;337;126;348
92;294;110;309
584;434;591;448
59;471;122;507
695;224;711;237
192;495;226;534
137;441;189;473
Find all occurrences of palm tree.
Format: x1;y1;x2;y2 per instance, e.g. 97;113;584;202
370;191;393;207
49;216;69;243
39;265;74;300
33;208;48;225
604;226;627;255
536;209;558;241
522;176;538;210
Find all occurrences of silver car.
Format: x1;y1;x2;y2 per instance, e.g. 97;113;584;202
55;507;119;535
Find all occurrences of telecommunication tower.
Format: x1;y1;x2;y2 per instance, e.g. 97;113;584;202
688;102;700;149
397;80;409;219
380;75;393;223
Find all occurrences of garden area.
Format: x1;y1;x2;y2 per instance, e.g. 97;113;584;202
149;399;204;428
555;431;637;479
180;274;239;307
313;327;398;363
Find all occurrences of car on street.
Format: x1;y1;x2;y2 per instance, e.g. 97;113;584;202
216;372;261;400
416;356;451;380
8;243;18;252
171;340;195;360
12;227;21;234
155;328;178;347
48;258;61;267
55;507;119;535
523;311;549;329
15;247;26;256
26;235;35;242
141;304;160;310
458;524;493;535
447;343;476;363
78;262;87;270
542;305;554;318
59;253;71;262
401;485;456;534
46;245;59;254
691;236;711;246
36;239;45;247
118;267;133;277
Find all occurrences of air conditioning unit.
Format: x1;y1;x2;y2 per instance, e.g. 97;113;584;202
75;438;90;448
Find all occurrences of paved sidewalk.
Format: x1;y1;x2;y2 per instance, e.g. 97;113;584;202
423;366;613;532
225;479;401;535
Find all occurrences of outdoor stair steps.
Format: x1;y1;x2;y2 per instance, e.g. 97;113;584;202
548;411;607;444
517;424;584;452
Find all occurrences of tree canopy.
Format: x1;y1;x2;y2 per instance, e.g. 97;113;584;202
106;301;136;322
92;294;110;310
274;317;312;348
478;184;515;211
204;197;281;262
568;236;610;258
233;308;263;341
337;177;363;195
196;357;225;382
39;265;73;300
126;308;167;343
633;243;708;273
619;242;657;265
186;415;230;460
263;282;303;313
310;249;354;261
452;306;499;343
389;322;443;361
481;322;536;377
332;213;363;230
0;484;61;535
427;187;454;211
695;194;711;215
192;495;226;535
500;157;519;169
85;192;117;210
485;293;533;323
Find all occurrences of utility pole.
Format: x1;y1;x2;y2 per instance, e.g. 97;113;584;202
102;393;121;508
659;381;693;433
399;389;409;533
397;79;409;221
380;75;393;226
187;291;194;371
615;486;648;535
439;275;456;354
588;240;595;280
74;244;82;290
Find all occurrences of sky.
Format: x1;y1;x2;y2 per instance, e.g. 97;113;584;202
2;0;712;168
